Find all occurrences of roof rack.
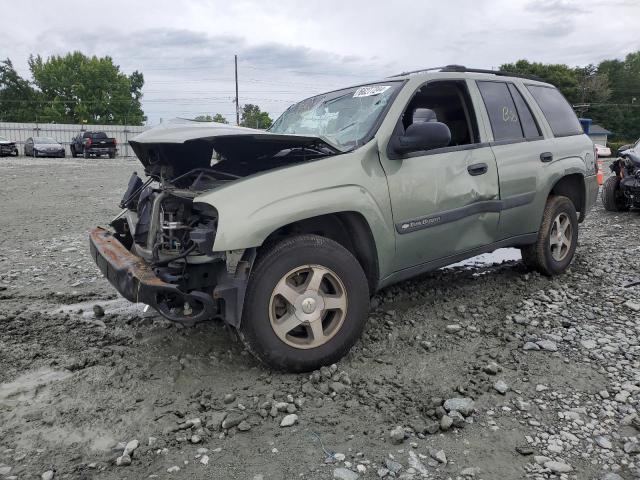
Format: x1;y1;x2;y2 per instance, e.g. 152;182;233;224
389;65;544;82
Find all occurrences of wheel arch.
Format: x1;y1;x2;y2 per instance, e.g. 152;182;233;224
548;172;586;222
261;211;380;295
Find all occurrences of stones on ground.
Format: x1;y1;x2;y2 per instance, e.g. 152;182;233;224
595;436;612;449
41;471;54;480
223;393;236;404
515;445;533;456
237;420;251;431
544;460;572;473
483;361;500;375
580;339;597;350
429;448;447;464
623;441;640;454
123;439;139;457
384;459;403;475
148;436;157;447
280;414;298;427
388;425;405;444
333;467;359;480
408;451;428;475
92;305;105;317
601;473;624;480
523;342;540;351
444;397;475;417
221;412;245;429
624;300;640;311
115;454;131;466
190;434;202;443
0;466;11;476
167;465;180;473
445;324;461;333
200;455;209;465
493;380;509;395
440;415;453;431
448;411;466;427
536;339;558;351
460;466;481;477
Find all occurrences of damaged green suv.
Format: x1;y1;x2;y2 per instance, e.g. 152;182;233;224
90;66;598;372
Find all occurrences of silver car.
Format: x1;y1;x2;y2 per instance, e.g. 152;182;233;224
24;137;65;158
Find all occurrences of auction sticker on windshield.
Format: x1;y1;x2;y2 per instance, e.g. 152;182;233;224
353;85;391;97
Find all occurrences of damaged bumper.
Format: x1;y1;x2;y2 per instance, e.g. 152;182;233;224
89;227;217;325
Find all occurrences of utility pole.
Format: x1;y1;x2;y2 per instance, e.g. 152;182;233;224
234;54;240;126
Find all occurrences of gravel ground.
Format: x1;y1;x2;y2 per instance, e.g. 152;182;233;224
0;156;639;480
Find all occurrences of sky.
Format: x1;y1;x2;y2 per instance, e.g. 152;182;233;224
1;0;639;125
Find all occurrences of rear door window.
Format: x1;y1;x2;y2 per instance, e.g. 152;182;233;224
477;81;524;142
525;85;583;137
508;84;541;139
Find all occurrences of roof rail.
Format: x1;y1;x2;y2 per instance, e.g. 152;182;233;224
389;65;544;82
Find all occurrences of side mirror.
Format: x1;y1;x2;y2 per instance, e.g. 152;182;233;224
392;121;451;155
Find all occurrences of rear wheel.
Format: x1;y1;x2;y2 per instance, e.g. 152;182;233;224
83;151;89;159
602;176;629;212
70;146;76;158
109;152;116;159
239;234;369;372
521;195;578;276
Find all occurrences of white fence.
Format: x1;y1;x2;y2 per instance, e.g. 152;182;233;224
0;122;150;157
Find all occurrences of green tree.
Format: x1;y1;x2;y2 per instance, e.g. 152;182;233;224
240;104;272;129
0;59;41;122
194;113;229;123
28;51;145;125
500;60;580;102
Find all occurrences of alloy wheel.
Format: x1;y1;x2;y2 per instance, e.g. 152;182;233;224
268;264;347;349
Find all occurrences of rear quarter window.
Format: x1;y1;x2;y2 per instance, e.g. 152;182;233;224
525;85;583;137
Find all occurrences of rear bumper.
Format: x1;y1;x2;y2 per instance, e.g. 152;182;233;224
582;174;599;221
87;147;116;155
89;227;217;325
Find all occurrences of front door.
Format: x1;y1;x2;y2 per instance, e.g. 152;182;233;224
378;80;500;271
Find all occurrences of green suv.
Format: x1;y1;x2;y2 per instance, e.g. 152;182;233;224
89;66;598;371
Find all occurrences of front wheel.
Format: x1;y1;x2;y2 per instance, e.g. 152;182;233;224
602;176;629;212
239;234;369;372
521;195;578;276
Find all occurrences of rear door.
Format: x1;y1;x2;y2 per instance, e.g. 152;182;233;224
475;80;546;239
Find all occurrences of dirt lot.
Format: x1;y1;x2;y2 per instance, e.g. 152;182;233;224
1;156;639;480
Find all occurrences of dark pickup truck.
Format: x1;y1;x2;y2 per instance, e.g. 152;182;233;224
70;131;117;158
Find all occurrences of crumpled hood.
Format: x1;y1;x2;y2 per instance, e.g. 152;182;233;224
129;119;343;178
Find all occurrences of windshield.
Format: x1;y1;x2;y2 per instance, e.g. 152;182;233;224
35;137;57;144
270;81;402;150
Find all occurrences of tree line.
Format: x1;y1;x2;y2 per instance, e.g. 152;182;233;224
1;50;638;141
0;52;145;125
501;51;640;142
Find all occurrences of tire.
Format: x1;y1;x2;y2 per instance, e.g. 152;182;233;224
70;146;76;158
239;234;369;372
109;152;115;159
602;176;629;212
83;151;89;159
520;195;578;276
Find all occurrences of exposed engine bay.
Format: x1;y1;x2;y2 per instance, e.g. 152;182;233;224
97;124;342;326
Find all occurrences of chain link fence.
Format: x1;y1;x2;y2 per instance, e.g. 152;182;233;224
0;122;150;157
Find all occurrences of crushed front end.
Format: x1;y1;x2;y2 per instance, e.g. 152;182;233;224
90;169;254;327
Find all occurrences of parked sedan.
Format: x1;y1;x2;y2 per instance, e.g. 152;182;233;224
595;143;611;157
0;136;19;156
24;137;65;158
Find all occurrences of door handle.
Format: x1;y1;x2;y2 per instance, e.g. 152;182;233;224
467;163;488;176
540;152;553;162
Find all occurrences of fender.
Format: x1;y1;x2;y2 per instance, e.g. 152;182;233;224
194;142;397;279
